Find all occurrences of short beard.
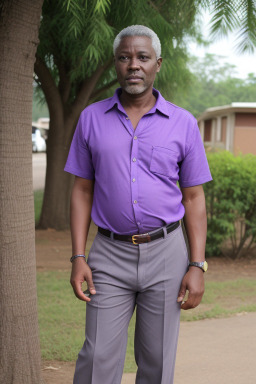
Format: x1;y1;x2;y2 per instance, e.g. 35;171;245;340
123;84;147;95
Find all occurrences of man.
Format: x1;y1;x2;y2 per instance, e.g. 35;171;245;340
65;25;212;384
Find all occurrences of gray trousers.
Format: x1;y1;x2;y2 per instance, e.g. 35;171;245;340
73;225;189;384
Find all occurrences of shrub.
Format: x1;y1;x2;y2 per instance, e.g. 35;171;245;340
204;151;256;258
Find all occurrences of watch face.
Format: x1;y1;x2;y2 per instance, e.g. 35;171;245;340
202;261;208;272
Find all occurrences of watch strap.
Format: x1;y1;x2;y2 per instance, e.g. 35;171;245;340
189;261;208;272
70;254;86;263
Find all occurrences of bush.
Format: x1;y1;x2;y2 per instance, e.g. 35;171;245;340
204;151;256;258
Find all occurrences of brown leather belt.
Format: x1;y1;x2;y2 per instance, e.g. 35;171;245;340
98;221;180;245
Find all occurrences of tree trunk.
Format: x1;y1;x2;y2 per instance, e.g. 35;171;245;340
38;116;75;230
0;1;43;383
36;63;108;229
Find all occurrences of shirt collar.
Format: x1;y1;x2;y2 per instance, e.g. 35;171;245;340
105;88;126;114
151;88;170;118
105;88;170;118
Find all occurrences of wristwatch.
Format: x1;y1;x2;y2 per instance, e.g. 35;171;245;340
189;261;208;272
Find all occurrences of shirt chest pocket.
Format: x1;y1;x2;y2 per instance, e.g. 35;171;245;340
150;146;179;179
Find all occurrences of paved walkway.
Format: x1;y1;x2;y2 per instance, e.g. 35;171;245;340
122;312;256;384
42;312;256;384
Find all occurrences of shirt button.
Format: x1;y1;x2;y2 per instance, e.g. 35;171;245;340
132;158;136;162
133;200;137;204
134;136;137;140
137;222;141;225
132;178;136;182
126;117;129;120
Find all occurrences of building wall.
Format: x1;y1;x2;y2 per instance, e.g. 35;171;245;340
200;112;256;155
221;117;227;143
234;113;256;155
235;113;256;127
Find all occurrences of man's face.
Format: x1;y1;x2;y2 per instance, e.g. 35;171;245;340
114;35;162;95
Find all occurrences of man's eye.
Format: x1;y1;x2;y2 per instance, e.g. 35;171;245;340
119;56;129;61
139;56;148;61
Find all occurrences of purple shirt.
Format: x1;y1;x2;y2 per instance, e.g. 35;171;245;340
65;88;212;234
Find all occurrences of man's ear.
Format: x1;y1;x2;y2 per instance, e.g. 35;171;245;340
156;57;162;72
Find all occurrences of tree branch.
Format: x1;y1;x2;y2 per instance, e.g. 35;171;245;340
56;59;71;105
148;0;158;11
90;78;118;100
34;55;63;122
72;58;113;118
64;59;113;146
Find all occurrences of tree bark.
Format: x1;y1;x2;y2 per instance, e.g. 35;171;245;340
38;117;75;229
0;1;43;383
35;62;109;229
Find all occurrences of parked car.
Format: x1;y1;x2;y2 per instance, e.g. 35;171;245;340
32;126;46;152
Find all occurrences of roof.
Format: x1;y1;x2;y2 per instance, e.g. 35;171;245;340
198;102;256;121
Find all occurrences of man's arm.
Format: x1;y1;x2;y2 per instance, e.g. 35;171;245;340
177;185;207;310
69;176;96;302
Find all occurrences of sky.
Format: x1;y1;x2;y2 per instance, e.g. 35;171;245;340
189;13;256;79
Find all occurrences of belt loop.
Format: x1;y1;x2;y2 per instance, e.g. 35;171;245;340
163;226;167;239
110;231;114;241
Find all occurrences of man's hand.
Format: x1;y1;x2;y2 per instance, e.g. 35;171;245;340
177;267;205;310
70;257;96;302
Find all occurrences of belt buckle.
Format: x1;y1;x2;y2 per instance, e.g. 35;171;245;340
132;233;150;245
132;234;140;245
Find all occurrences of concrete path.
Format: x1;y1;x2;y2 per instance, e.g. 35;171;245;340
42;312;256;384
121;313;256;384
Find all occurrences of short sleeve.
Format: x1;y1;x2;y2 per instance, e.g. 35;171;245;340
179;121;212;187
64;113;95;179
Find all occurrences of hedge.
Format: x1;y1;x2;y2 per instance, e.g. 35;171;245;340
204;151;256;258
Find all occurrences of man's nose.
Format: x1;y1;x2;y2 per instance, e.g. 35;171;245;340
128;58;140;70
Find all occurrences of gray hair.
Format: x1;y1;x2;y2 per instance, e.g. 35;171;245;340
113;25;161;59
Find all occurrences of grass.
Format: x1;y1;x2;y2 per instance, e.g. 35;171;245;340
180;279;256;321
37;271;256;371
37;270;136;371
37;271;85;362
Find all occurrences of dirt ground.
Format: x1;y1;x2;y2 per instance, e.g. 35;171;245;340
37;225;256;384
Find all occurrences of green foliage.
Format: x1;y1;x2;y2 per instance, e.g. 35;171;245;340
36;0;201;102
38;0;114;83
172;54;256;117
204;152;256;258
37;0;256;103
201;0;256;53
